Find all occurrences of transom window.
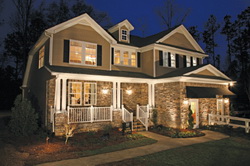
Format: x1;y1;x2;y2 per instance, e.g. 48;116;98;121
121;29;128;41
84;82;97;106
69;40;97;66
163;51;176;68
68;82;82;106
114;49;137;67
38;46;45;69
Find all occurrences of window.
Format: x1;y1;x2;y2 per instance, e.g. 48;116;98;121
38;46;45;69
69;40;97;66
121;29;128;41
162;51;176;68
68;82;82;106
84;83;97;106
217;99;224;115
193;57;197;66
186;56;191;67
114;49;137;67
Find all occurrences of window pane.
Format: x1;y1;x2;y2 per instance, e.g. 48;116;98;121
68;82;82;106
70;41;82;63
163;52;168;67
186;56;191;67
84;83;97;105
171;53;175;67
115;50;121;64
123;51;129;65
85;44;96;65
131;52;136;66
193;57;197;66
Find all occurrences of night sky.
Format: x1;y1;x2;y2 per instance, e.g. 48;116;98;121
1;0;249;68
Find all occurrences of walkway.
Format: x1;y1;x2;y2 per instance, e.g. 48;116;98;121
37;130;228;166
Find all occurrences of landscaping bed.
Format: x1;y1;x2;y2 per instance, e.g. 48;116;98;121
0;121;156;166
149;125;205;138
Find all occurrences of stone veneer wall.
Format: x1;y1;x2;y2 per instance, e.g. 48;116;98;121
121;83;148;111
54;111;122;136
46;78;56;131
155;82;230;129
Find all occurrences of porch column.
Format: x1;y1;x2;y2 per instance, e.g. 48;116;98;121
152;84;155;107
113;82;117;109
61;78;67;111
117;82;121;109
148;83;152;106
55;78;61;111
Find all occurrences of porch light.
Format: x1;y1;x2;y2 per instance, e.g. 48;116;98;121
183;99;189;105
229;82;234;87
102;89;109;94
126;89;132;95
224;99;229;103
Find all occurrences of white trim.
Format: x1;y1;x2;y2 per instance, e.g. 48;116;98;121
113;82;117;109
189;99;199;128
117;82;121;109
49;34;53;65
61;78;67;110
152;84;155;107
153;48;156;77
108;19;134;33
55;78;61;111
157;25;204;53
148;83;152;106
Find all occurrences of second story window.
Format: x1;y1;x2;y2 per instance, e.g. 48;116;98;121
121;29;128;41
162;51;176;68
69;40;97;66
186;56;191;67
38;46;45;69
193;57;197;66
131;52;136;67
114;49;137;67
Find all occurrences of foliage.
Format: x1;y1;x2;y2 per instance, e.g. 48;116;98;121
102;124;113;134
151;109;158;127
187;26;201;42
188;105;194;129
9;95;38;136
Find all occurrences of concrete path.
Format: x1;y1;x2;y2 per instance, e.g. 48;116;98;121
37;130;228;166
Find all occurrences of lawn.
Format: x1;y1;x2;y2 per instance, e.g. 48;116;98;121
101;135;250;166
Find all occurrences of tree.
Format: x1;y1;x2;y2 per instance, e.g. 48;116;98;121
156;0;190;29
187;26;201;42
202;15;220;67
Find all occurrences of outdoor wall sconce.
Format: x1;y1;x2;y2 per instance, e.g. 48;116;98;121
183;99;189;105
102;89;109;94
224;98;229;103
126;89;132;95
229;82;234;87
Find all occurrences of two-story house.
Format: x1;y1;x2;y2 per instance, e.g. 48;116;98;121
22;13;235;136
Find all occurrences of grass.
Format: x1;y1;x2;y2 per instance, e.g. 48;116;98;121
102;137;250;166
76;137;157;157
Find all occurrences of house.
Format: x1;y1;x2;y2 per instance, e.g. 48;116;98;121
22;13;235;136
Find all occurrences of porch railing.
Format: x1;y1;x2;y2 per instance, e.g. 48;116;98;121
121;105;133;131
136;104;149;131
208;114;250;133
68;106;113;124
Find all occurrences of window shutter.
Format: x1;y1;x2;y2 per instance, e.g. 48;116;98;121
137;52;141;68
197;58;200;65
63;40;70;63
183;55;187;67
111;47;114;65
190;56;193;67
97;45;102;66
175;54;179;68
159;50;163;66
168;52;171;67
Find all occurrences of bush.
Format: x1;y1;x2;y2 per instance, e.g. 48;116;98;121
188;105;194;129
151;109;158;127
9;95;38;136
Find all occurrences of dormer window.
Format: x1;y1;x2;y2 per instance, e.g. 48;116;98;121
121;29;128;41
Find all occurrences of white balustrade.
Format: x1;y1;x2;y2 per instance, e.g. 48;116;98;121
136;104;149;131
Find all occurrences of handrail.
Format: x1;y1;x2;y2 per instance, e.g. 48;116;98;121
122;105;133;131
136;104;149;131
208;114;250;133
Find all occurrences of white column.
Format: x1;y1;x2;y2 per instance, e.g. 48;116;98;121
148;83;152;106
112;82;117;109
152;84;155;107
117;82;121;109
61;78;67;111
55;78;61;111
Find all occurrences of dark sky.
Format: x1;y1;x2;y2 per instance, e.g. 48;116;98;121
1;0;249;69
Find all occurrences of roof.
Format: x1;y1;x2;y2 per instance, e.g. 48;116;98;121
46;65;153;79
186;86;236;98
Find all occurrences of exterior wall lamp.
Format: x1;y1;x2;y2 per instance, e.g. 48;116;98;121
102;89;109;94
126;89;132;95
183;98;189;105
224;98;229;103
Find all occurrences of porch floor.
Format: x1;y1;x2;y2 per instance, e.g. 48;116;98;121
37;130;228;166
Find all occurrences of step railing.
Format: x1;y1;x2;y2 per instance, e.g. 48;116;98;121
67;106;113;124
121;105;133;131
136;104;149;131
208;114;250;133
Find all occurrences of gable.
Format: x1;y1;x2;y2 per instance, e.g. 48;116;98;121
162;32;196;50
196;69;216;76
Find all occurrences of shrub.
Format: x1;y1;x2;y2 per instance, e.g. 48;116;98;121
9;95;38;136
188;105;194;129
151;109;158;127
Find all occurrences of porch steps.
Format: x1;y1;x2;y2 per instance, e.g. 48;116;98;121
133;118;146;132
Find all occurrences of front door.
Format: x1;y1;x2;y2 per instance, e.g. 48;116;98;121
189;99;199;128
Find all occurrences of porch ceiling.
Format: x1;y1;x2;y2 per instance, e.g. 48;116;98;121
186;86;236;98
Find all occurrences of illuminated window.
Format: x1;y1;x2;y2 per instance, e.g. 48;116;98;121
84;83;97;106
131;52;136;67
68;82;82;106
69;40;97;66
123;51;129;65
217;99;224;115
193;57;197;66
170;53;176;68
114;50;121;64
121;29;128;41
186;56;191;67
163;52;168;67
163;51;175;68
38;46;45;69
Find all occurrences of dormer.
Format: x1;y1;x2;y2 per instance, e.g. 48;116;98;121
108;20;134;43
